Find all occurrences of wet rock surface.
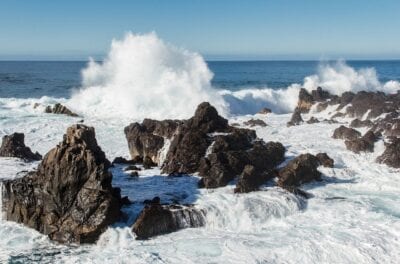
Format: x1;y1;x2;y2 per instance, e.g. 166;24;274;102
0;133;42;161
376;137;400;168
234;165;275;193
45;103;79;117
278;154;322;187
332;126;361;141
1;124;122;244
243;119;267;127
316;153;334;168
287;109;303;127
345;130;379;153
350;119;373;128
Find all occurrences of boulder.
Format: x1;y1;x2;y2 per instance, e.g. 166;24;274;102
278;154;321;187
111;156;137;165
332;126;361;141
0;133;41;161
287;109;303;127
344;130;379;153
316;153;334;168
376;138;400;168
1;124;122;244
234;165;275;193
45;103;79;117
350;119;373;128
296;88;314;113
243;119;267;127
132;200;205;239
306;117;320;124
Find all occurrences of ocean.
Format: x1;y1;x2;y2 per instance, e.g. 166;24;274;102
0;36;400;263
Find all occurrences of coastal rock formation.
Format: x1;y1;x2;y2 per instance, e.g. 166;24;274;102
257;107;272;114
287;109;303;127
306;117;320;124
243;119;267;127
296;87;332;113
234;165;275;193
350;119;373;128
345;130;379;153
1;124;122;244
45;103;79;117
132;198;205;239
316;153;334;168
332;126;361;141
278;154;321;187
0;133;42;161
376;138;400;168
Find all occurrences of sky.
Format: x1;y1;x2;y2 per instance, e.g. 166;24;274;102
0;0;399;60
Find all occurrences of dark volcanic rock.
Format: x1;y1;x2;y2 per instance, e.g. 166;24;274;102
376;138;400;168
0;133;41;161
132;201;205;239
112;156;137;165
143;156;157;169
243;119;267;127
45;103;78;117
278;154;321;187
258;107;272;114
306;117;320;124
1;124;122;244
296;88;314;113
124;119;181;164
316;153;334;168
332;126;361;141
350;119;373;128
234;165;275;193
287;109;304;127
344;130;379;153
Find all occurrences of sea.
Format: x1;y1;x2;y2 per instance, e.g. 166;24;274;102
0;33;400;264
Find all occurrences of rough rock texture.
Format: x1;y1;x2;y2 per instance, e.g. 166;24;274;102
132;200;205;239
332;126;361;141
45;103;79;117
234;165;275;193
111;156;137;165
278;154;322;187
124;119;181;164
376;138;400;168
345;130;379;153
243;119;267;127
350;119;373;128
296;87;332;113
0;133;42;161
316;153;334;168
1;124;122;244
287;109;304;127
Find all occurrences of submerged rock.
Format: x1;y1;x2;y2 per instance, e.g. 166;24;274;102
332;125;361;141
1;124;122;244
45;103;79;117
0;133;41;161
257;107;272;115
243;119;267;127
278;153;321;187
376;138;400;168
132;200;205;239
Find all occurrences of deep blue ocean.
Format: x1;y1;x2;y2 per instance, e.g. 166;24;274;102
0;60;399;98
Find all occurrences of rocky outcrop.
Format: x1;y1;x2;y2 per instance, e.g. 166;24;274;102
287;109;303;127
344;130;379;153
376;138;400;168
316;153;334;168
124;119;181;164
258;107;272;114
234;165;275;193
45;103;79;117
350;119;373;128
278;154;322;187
0;133;41;161
1;124;122;244
306;117;320;124
296;87;332;113
332;126;361;141
132;198;205;239
243;119;267;127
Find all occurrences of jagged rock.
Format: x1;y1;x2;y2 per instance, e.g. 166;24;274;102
371;112;400;137
296;88;314;113
234;165;275;193
1;124;122;244
257;107;272;114
278;154;321;187
132;200;205;239
336;92;355;110
129;171;139;177
124;165;141;171
332;125;361;141
316;102;329;112
124;119;181;164
311;87;332;102
243;119;267;127
316;153;334;168
0;133;41;161
376;138;400;168
143;156;157;169
345;130;379;153
287;109;303;127
112;156;137;165
306;117;320;124
45;103;78;117
331;112;346;119
350;119;374;128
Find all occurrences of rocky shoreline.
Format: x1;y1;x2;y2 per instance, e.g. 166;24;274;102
1;87;400;244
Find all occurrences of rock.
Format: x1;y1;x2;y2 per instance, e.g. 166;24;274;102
311;87;332;102
234;165;275;193
278;154;321;187
287;109;303;127
243;119;267;127
296;88;314;113
129;171;139;177
1;124;122;244
143;156;157;169
331;112;346;119
257;107;272;114
350;119;373;128
112;156;137;165
0;133;42;161
306;117;320;124
132;202;205;239
45;103;79;117
332;126;361;141
376;138;400;168
33;103;40;109
316;153;334;168
316;102;329;112
124;165;141;171
345;130;379;153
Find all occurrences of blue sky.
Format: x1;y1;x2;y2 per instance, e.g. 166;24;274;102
0;0;399;60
